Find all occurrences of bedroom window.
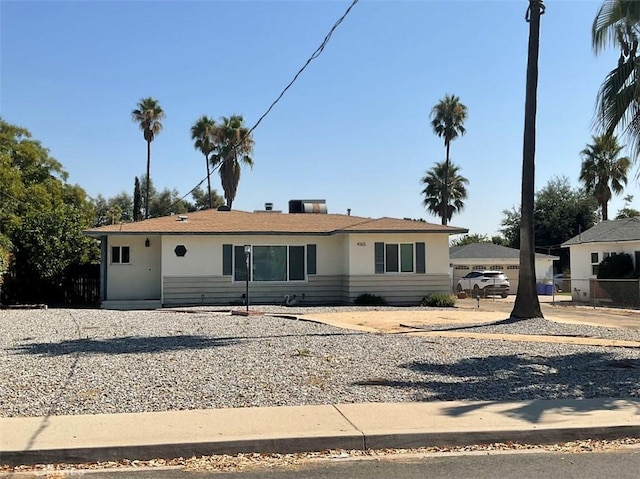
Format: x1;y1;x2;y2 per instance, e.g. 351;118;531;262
111;246;130;264
375;242;425;274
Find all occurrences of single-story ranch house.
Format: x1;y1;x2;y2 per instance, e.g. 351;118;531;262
85;203;468;309
562;217;640;302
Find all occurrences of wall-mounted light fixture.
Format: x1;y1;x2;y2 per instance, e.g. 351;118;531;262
145;238;150;248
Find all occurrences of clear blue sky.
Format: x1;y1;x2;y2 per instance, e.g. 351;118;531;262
1;0;635;238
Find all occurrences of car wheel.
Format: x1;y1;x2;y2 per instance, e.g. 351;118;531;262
501;292;508;298
472;284;480;297
456;284;463;293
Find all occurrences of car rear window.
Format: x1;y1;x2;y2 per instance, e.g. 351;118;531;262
485;272;502;277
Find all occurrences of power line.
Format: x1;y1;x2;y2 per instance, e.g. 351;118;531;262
164;0;359;214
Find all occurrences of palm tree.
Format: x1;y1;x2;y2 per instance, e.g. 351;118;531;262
191;116;217;209
211;115;254;209
592;1;640;153
511;0;545;321
131;97;165;219
420;161;468;225
579;134;631;220
429;95;468;226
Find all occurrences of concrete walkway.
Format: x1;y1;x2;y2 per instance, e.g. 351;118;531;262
2;399;640;466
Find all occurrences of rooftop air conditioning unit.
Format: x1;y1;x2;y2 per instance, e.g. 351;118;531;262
288;199;327;214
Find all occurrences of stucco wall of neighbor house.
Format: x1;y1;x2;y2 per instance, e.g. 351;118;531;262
568;241;640;301
106;235;161;300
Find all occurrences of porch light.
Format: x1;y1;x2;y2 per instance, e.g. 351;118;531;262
244;245;251;311
145;238;150;247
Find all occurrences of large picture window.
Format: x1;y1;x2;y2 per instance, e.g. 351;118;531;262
225;244;314;282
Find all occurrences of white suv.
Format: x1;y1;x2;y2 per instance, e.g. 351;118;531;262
456;270;510;298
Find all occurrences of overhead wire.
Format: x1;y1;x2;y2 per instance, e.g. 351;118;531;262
163;0;359;214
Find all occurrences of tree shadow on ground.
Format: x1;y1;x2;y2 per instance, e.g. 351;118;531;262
10;335;239;356
9;331;362;356
354;351;640;422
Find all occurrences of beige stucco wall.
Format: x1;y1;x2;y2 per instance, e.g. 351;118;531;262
345;233;450;275
106;235;161;300
161;234;347;278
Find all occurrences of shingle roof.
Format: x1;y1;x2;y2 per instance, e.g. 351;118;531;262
562;217;640;246
449;242;558;260
85;210;469;236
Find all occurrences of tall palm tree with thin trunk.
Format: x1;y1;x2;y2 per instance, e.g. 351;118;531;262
579;134;630;221
593;1;640;154
511;0;545;321
191;116;216;209
211;115;254;209
420;161;468;225
430;95;467;226
132;97;165;219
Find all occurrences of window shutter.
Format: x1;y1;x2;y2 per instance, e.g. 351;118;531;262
375;242;384;274
416;242;425;274
307;244;317;275
223;244;232;275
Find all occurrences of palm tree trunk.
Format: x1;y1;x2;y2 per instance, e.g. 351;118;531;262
511;0;544;320
602;201;608;221
443;141;450;226
145;139;151;219
205;153;212;209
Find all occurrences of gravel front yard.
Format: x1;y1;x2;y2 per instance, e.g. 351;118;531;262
1;307;639;418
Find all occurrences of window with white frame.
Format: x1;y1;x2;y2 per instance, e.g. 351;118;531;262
375;242;425;274
111;246;130;264
591;252;599;275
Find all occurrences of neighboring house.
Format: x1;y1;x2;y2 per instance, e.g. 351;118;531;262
449;243;558;294
562;217;640;302
84;203;467;309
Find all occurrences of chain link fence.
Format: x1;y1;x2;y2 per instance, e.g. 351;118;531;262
569;277;640;309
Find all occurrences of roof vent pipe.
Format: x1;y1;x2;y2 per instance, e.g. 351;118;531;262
347;208;351;216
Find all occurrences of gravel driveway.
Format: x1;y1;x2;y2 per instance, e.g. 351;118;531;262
1;306;639;418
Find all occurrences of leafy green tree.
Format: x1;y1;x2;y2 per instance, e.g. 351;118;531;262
191;116;217;209
420;160;468;225
133;176;142;221
592;1;640;152
190;185;224;211
132;97;165;219
0;118;98;303
615;195;640;218
511;0;545;320
501;176;598;270
429;95;468;226
579;134;630;220
211;115;254;209
450;234;491;247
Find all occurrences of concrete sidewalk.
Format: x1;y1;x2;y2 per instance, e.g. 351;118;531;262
2;398;640;466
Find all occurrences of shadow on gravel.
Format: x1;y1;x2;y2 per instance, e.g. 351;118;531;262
10;335;240;356
354;352;640;421
10;331;363;356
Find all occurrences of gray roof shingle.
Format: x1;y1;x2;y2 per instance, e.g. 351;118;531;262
562;217;640;246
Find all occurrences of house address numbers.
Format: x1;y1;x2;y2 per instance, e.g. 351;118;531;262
356;242;366;246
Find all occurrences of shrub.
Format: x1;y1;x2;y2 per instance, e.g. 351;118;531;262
354;293;388;306
421;293;456;307
597;253;637;279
